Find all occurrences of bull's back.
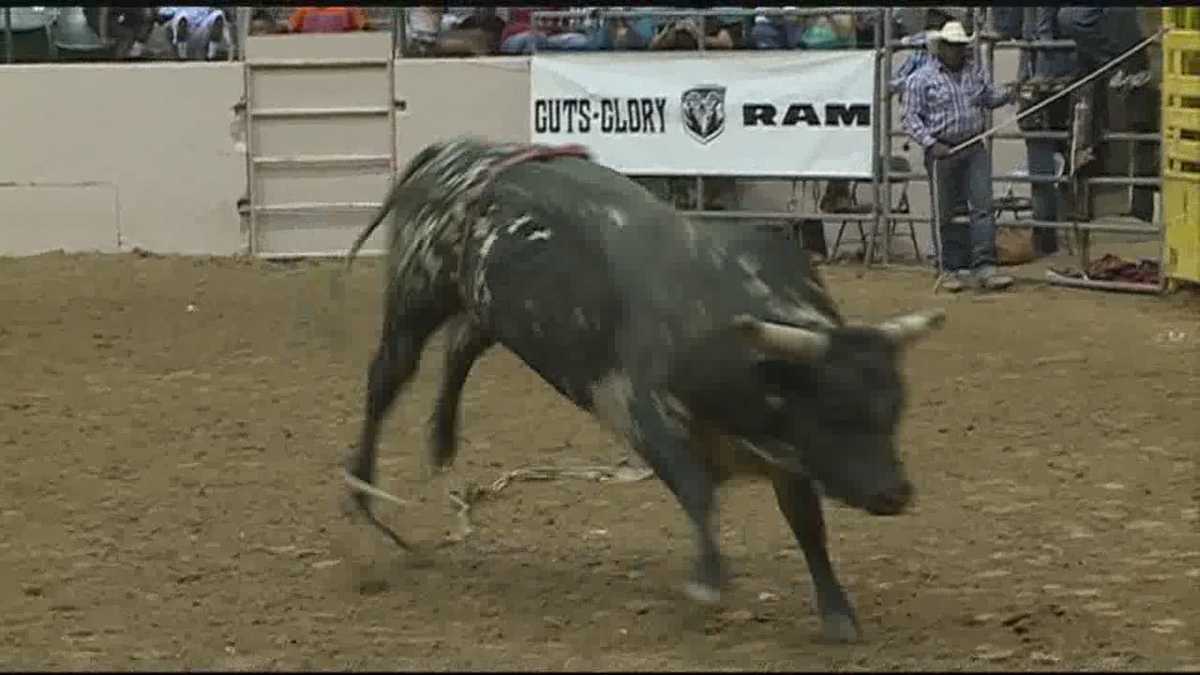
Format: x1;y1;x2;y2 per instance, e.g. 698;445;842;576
469;155;838;405
469;158;648;408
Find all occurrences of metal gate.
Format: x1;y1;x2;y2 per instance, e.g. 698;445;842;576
241;29;397;258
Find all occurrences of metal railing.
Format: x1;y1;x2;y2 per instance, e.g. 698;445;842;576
877;7;1164;278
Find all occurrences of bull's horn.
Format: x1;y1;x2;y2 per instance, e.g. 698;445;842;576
733;315;831;360
877;308;947;343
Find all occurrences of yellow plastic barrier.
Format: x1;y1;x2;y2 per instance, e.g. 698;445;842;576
1164;8;1200;31
1162;28;1200;283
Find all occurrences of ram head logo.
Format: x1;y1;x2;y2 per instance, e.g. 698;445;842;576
681;86;727;145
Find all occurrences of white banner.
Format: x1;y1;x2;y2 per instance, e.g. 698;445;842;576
530;51;877;178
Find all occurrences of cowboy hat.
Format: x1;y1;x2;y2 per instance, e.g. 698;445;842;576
933;20;973;44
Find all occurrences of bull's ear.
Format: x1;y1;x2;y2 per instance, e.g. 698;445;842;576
732;315;831;361
877;308;947;345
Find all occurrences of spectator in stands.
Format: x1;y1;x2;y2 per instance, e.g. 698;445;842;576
287;6;370;34
78;7;156;59
1;7;57;62
599;8;655;50
249;9;283;36
801;13;857;49
157;7;232;60
405;7;503;56
750;7;806;50
498;7;603;54
649;8;748;50
902;21;1016;292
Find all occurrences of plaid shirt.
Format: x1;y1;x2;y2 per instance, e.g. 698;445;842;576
902;57;1011;149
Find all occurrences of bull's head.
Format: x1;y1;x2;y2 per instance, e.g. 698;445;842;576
730;309;946;516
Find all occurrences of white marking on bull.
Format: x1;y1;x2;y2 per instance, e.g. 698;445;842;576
506;214;533;235
744;277;772;299
708;241;728;269
734;252;772;296
607;207;627;229
526;229;552;241
473;230;502;305
590;371;639;444
736;254;761;277
650;390;691;436
682;220;701;258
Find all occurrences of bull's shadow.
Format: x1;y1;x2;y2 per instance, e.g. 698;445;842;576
334;519;918;654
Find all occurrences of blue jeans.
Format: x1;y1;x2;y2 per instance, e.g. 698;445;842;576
750;20;805;49
500;30;601;54
1056;7;1144;73
925;143;998;271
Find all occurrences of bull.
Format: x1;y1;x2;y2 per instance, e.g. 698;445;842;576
341;138;946;643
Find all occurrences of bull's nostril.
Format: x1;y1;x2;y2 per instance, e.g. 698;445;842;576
867;482;914;516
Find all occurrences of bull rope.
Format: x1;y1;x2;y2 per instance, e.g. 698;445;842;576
929;28;1163;292
342;461;654;544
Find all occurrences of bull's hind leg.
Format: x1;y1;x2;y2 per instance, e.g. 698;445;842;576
347;283;457;547
429;315;493;470
771;473;861;643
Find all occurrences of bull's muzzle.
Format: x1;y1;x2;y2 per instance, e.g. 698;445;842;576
863;479;915;516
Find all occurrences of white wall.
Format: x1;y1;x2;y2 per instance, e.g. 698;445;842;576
0;62;246;256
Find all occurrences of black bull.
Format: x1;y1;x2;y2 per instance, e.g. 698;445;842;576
341;138;946;643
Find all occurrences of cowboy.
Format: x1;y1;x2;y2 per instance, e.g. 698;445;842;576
902;20;1016;292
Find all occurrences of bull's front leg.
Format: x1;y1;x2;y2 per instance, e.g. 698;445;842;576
771;473;861;643
625;396;725;603
428;314;493;471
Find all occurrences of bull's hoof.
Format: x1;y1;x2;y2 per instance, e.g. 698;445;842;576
819;613;861;644
684;581;722;605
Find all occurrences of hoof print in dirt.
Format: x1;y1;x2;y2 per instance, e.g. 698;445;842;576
355;576;390;596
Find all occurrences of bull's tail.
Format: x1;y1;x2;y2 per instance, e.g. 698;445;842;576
341;140;447;276
344;179;404;275
330;144;445;345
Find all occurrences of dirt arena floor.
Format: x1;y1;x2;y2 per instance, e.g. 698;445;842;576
1;248;1197;671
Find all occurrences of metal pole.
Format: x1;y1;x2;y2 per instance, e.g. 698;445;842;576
695;10;705;214
388;6;401;248
931;158;946;288
97;7;110;45
982;7;995;192
881;8;895;265
865;8;884;266
235;7;250;62
242;40;257;255
4;8;14;64
395;6;406;58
